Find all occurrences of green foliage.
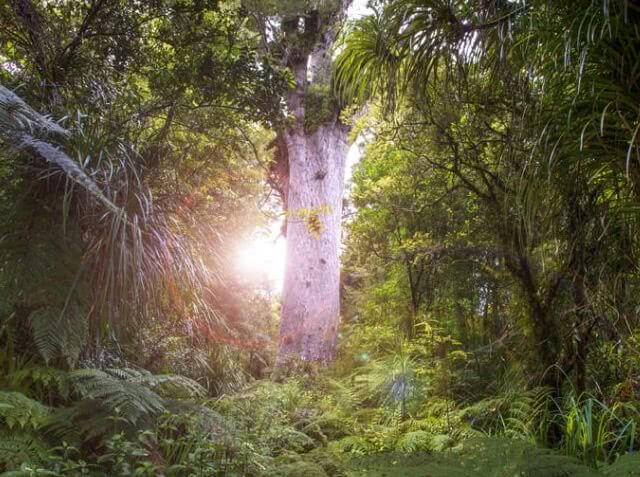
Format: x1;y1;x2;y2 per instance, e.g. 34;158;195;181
352;351;426;418
0;86;113;209
304;84;338;133
334;436;376;455
214;379;329;456
0;0;281;392
0;432;49;473
245;0;342;56
0;392;50;470
2;0;640;475
334;15;398;105
603;452;640;476
336;1;640;474
65;368;198;424
0;206;89;367
0;392;49;431
451;437;602;477
394;430;433;453
265;461;328;477
339;0;640;440
348;437;604;477
555;395;638;466
462;388;640;467
0;372;236;474
461;386;552;439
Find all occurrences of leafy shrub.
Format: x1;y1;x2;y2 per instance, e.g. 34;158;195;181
395;430;433;453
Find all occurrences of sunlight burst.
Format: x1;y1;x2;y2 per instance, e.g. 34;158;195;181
234;225;286;291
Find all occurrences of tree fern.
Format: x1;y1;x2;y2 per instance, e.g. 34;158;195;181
40;367;207;444
65;368;165;424
115;368;206;399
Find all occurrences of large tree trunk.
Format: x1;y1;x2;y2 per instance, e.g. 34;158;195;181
278;125;349;364
273;0;352;366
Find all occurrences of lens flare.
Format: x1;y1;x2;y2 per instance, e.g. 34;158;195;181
234;227;286;291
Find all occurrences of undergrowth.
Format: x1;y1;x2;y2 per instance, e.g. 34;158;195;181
1;363;639;476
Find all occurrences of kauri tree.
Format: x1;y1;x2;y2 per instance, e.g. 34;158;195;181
249;0;353;365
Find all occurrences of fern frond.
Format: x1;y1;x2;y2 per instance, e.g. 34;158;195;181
66;368;165;424
28;305;87;366
0;430;48;470
395;430;433;453
0;392;50;431
129;372;206;399
0;393;50;468
333;435;375;455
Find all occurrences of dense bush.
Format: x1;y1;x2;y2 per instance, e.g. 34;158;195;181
2;0;640;475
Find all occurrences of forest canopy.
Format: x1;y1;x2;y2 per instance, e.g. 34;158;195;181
1;0;640;476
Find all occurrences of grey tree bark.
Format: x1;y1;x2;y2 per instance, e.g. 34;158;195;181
276;2;351;365
278;123;349;364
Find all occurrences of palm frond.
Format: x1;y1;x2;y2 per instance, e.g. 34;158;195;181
0;85;116;211
334;14;399;106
